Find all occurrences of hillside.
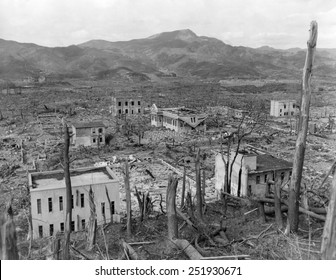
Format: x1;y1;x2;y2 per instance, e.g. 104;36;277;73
1;29;336;81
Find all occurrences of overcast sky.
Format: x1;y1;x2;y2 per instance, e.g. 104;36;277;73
0;0;335;49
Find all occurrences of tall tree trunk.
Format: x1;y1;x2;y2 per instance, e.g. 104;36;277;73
124;161;132;236
195;148;203;221
167;175;178;240
63;123;72;259
288;21;318;233
202;169;206;207
86;186;97;251
274;178;283;229
180;167;186;208
105;186;114;224
321;167;336;259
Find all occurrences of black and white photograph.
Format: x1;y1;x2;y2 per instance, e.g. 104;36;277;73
0;0;335;278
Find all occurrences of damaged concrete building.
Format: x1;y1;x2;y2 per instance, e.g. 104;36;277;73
71;121;106;147
150;104;207;132
110;97;147;117
215;147;292;198
28;166;121;239
270;100;299;117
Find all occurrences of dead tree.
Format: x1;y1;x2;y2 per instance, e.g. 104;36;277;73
63;123;72;259
166;174;202;259
180;167;186;208
321;166;336;259
274;178;283;229
0;204;19;260
195;148;203;221
202;169;206;208
288;21;318;233
134;187;152;221
105;186;114;224
167;175;178;240
124;161;132;236
86;186;97;251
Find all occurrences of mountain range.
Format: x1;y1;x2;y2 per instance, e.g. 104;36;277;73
1;29;335;82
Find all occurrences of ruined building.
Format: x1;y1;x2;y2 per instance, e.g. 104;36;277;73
270;100;298;117
110;97;146;117
150;104;207;132
71;121;106;147
215;147;292;198
28;166;121;239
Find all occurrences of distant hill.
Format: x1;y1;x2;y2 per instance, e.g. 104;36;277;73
1;30;336;81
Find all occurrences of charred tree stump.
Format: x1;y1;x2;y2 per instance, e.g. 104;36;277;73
321;167;336;259
167;175;178;240
288;21;318;233
86;186;97;251
124;161;132;236
274;179;283;229
258;202;266;223
0;204;19;260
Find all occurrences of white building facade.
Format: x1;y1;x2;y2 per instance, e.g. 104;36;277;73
270;100;298;117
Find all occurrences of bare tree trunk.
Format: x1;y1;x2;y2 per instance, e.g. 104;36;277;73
171;239;203;259
181;167;186;208
258;202;266;223
288;21;318;233
274;178;283;229
202;169;206;207
124;161;132;236
63;123;72;259
195;148;203;221
0;204;19;260
167;175;178;240
321;168;336;259
86;186;97;251
105;186;114;224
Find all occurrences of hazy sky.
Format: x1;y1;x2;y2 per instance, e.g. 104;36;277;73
0;0;335;49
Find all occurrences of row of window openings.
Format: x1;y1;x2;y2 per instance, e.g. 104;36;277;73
118;101;141;106
118;108;141;114
37;194;85;214
255;172;291;184
37;202;115;237
92;128;103;134
281;104;296;109
92;137;104;143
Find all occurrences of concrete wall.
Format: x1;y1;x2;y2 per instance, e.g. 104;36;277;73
30;181;120;239
270;100;297;117
111;97;144;116
73;127;106;147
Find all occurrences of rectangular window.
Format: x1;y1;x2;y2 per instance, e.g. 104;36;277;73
131;101;134;106
131;110;134;114
264;174;268;183
256;176;260;184
272;173;275;181
71;221;75;232
125;109;128;114
291;112;294;115
93;138;96;143
125;101;128;106
138;101;141;105
99;137;103;143
118;109;122;114
59;196;63;211
49;224;54;236
111;201;115;215
98;128;103;133
37;199;41;214
138;109;141;113
284;105;287;109
38;226;43;238
48;197;52;212
118;102;121;106
92;128;96;134
60;222;64;232
80;193;85;208
293;104;295;108
101;202;105;216
281;172;285;182
81;219;86;230
280;109;282;112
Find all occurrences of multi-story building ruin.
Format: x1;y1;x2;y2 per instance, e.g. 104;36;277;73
150;104;207;133
71;121;106;147
215;147;292;198
28;166;121;239
270;100;298;117
110;97;146;117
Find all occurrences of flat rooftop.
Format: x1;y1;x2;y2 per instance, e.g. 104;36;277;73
30;167;116;191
